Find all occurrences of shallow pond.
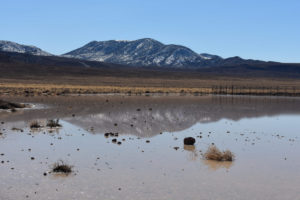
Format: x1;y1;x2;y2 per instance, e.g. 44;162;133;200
0;95;300;200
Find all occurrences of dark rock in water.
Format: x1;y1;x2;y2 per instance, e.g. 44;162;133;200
0;100;25;110
146;140;150;143
174;147;179;150
117;141;122;145
104;133;109;137
184;137;196;145
112;139;117;143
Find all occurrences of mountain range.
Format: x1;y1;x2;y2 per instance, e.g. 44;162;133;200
0;38;274;68
0;40;52;57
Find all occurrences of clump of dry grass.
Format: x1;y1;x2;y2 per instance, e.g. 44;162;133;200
204;145;235;162
46;119;62;128
30;121;42;129
52;160;73;174
222;150;235;161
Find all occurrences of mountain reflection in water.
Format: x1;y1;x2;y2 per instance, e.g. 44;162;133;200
1;95;300;137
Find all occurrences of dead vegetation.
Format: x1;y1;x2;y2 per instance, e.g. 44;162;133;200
52;160;73;174
46;119;62;128
204;145;235;162
30;121;42;129
1;78;300;97
222;150;235;161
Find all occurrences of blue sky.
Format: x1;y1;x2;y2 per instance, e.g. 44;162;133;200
1;0;299;62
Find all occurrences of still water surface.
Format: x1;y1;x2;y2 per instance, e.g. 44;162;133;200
0;95;300;200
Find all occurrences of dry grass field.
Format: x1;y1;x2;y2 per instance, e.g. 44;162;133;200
1;76;300;96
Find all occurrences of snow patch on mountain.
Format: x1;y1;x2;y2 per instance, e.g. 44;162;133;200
0;40;52;56
63;38;223;68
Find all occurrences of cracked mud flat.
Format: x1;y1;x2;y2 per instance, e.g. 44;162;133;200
0;95;300;200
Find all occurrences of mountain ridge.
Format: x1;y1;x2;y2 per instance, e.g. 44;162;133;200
0;40;52;56
63;38;225;67
0;38;281;68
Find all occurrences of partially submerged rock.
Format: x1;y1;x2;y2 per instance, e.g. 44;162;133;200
184;137;196;145
0;100;25;110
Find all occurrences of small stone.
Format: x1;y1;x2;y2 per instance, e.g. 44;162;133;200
184;137;196;145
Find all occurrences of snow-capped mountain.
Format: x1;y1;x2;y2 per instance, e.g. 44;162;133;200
0;38;268;68
63;38;222;67
0;40;52;56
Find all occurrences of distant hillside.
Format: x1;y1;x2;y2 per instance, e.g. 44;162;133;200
0;40;52;56
63;38;226;67
62;38;278;68
0;39;282;69
1;50;300;79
